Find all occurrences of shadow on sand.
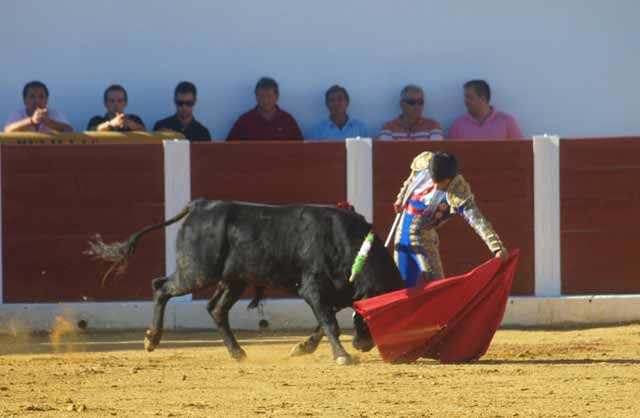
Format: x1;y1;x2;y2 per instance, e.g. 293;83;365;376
0;329;319;355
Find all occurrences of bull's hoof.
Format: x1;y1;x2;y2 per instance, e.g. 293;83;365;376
289;342;312;357
144;329;160;352
230;348;247;362
289;342;306;357
144;336;157;352
335;355;353;366
353;338;374;353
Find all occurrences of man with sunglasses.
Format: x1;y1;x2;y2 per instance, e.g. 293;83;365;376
379;85;443;140
153;81;211;141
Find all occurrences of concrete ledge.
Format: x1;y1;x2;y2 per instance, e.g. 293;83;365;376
503;295;640;326
0;299;353;333
1;296;639;333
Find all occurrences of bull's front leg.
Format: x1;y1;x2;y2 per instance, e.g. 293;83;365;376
289;325;324;357
300;281;352;365
207;281;247;361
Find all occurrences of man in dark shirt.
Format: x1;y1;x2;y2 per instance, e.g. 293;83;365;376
227;77;303;141
153;81;211;141
87;85;145;131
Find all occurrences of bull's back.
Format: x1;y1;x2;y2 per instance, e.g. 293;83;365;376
176;200;371;288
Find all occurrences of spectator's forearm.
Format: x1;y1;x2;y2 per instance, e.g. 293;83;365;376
126;120;145;131
94;121;113;131
43;119;73;132
4;117;34;132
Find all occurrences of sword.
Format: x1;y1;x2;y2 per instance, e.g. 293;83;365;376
384;213;401;248
385;170;423;248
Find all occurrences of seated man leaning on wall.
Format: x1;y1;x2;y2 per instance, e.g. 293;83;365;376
87;84;145;132
378;84;443;140
4;80;73;133
307;85;368;140
448;79;524;140
154;81;211;141
227;77;303;141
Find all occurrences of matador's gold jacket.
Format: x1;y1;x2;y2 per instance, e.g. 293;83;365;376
395;151;505;254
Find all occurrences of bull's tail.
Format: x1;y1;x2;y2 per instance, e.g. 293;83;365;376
85;203;193;285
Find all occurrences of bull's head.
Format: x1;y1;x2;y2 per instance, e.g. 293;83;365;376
352;312;374;352
349;231;403;353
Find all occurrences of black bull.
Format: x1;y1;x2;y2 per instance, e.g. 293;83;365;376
87;199;403;364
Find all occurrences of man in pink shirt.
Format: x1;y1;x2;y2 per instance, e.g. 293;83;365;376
448;80;523;140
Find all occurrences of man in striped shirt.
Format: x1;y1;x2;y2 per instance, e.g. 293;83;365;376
378;84;443;140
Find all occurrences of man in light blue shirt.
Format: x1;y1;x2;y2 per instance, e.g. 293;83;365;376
308;85;368;141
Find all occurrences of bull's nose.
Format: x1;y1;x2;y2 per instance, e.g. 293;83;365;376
353;337;374;352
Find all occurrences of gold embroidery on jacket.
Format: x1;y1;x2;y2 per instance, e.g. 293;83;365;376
446;175;473;213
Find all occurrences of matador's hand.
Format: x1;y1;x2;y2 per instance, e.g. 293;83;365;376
495;249;509;259
393;199;403;214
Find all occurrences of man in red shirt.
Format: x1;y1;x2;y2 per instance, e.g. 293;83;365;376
227;77;303;141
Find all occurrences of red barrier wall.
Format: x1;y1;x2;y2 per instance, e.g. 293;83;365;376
5;138;639;303
372;140;535;295
560;137;640;294
190;141;347;299
1;145;165;302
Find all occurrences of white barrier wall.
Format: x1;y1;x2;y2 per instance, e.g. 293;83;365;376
533;135;561;296
1;1;639;139
163;140;192;302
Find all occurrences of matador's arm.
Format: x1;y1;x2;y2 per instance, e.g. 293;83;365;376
447;175;505;254
395;151;434;206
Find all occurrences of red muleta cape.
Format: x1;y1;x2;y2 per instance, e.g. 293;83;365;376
353;249;520;364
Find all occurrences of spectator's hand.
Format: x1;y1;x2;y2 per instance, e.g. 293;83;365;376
31;108;47;125
110;113;126;129
393;199;403;214
495;248;509;259
123;116;134;129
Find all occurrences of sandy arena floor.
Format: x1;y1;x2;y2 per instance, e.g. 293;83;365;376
1;322;639;418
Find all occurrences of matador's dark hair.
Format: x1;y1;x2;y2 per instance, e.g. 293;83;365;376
430;152;458;182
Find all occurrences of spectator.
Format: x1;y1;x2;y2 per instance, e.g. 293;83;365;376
308;85;368;141
227;77;303;141
87;84;145;131
378;85;443;140
448;80;524;140
4;81;73;133
154;81;211;141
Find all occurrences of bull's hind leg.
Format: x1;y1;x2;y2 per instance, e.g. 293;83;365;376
207;281;247;361
289;325;324;357
144;274;191;352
